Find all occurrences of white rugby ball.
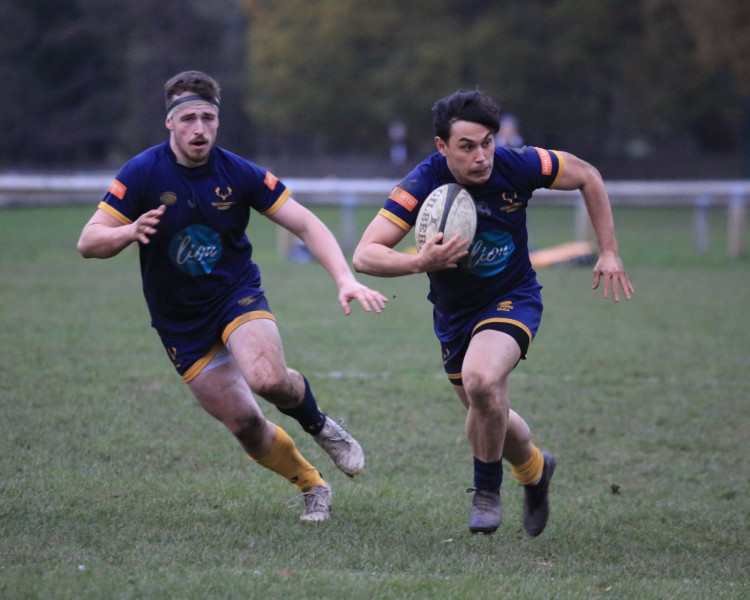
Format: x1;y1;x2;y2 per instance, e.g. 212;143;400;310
414;183;477;251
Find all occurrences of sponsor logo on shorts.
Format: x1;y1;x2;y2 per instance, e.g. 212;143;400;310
497;300;514;312
108;179;127;199
167;345;182;369
238;296;256;306
389;187;418;211
442;347;451;362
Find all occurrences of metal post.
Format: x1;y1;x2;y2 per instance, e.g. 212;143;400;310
341;194;357;255
693;194;710;253
728;184;746;258
574;197;592;242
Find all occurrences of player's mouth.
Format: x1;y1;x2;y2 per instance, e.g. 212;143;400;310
471;165;490;178
191;137;208;148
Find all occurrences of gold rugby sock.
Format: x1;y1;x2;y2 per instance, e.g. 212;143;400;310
511;444;544;486
255;424;325;490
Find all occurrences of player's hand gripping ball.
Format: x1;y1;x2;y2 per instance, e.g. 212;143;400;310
414;183;477;252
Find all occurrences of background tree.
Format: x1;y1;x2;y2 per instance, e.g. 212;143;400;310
646;0;750;174
0;0;249;168
0;0;745;176
243;0;746;176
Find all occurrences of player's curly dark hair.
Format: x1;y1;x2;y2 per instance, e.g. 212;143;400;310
432;90;501;142
164;71;221;109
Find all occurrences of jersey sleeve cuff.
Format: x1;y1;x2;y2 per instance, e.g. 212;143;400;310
97;201;133;225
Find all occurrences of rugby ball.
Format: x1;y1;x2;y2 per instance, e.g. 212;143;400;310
414;184;477;251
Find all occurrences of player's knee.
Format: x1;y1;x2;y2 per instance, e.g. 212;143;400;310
244;359;290;399
230;412;266;439
252;376;296;406
231;413;272;456
463;370;505;409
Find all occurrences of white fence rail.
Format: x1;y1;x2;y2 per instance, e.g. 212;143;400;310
1;173;747;257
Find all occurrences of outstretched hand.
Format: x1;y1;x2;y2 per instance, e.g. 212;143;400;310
131;204;166;245
592;252;634;302
337;279;389;315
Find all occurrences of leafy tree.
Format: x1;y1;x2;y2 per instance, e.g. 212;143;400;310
0;0;125;165
243;0;746;169
109;0;251;159
646;0;750;172
0;0;248;167
1;0;745;173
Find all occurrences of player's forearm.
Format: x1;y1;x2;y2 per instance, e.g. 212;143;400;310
77;223;136;259
574;163;620;256
298;220;360;286
582;190;620;256
352;244;422;277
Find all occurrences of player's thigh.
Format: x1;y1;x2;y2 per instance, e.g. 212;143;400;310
224;318;290;381
188;358;263;424
462;329;521;389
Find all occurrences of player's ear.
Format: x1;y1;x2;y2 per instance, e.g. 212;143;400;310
435;136;448;156
165;117;174;131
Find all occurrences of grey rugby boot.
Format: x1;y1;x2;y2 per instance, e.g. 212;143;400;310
298;481;333;523
467;487;502;534
522;451;557;536
313;416;365;477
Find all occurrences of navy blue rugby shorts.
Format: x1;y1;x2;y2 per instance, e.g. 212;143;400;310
156;289;275;383
439;284;543;386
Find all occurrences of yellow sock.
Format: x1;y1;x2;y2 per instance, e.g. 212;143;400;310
255;424;325;491
511;444;544;486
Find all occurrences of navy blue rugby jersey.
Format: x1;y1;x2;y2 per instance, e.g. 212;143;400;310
379;145;565;317
97;142;291;334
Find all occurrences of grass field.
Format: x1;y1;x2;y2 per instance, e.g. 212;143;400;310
1;203;748;599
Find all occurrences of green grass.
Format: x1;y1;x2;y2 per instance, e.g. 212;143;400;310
1;203;748;599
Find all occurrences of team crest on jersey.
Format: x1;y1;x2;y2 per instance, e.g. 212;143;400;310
499;190;526;214
212;186;235;210
160;192;177;205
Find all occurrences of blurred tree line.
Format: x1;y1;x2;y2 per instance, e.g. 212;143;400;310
0;0;250;168
2;0;748;177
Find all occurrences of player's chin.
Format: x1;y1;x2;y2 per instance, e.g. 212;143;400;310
466;170;491;186
188;148;210;162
